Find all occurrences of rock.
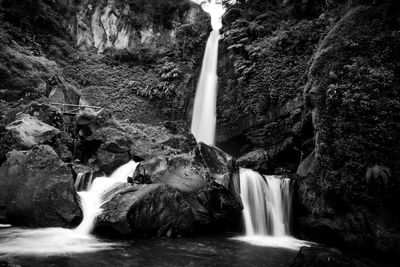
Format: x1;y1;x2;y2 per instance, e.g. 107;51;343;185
96;183;193;237
0;145;83;227
75;112;196;171
194;142;241;204
6;114;60;148
96;148;130;176
133;143;242;226
70;0;209;52
237;149;270;174
46;75;81;105
291;246;372;267
297;150;316;177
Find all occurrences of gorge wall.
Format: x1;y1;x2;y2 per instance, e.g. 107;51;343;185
218;0;400;258
0;0;210;125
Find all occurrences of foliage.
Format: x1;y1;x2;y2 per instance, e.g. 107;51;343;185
104;46;159;65
136;62;181;99
174;24;203;58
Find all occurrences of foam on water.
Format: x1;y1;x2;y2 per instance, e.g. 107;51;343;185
0;161;138;256
0;228;115;256
237;168;311;250
233;235;313;250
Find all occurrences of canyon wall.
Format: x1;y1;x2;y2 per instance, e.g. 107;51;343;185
218;0;400;258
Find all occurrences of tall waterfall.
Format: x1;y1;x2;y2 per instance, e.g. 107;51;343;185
190;29;220;145
239;168;292;236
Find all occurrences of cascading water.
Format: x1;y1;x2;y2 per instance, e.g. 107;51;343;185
0;161;138;255
240;168;292;236
235;168;310;250
190;0;224;145
190;30;220;145
76;160;139;234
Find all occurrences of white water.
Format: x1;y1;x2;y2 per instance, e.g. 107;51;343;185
236;168;311;250
190;29;220;145
0;161;138;256
76;160;139;234
190;0;224;145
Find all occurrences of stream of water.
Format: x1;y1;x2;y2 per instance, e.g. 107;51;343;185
0;161;139;256
235;168;311;250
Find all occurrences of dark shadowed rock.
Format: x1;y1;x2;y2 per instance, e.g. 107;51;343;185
46;75;81;105
0;145;82;227
96;183;193;237
297;150;316;177
132;143;242;227
194;142;241;204
291;246;372;267
237;149;270;174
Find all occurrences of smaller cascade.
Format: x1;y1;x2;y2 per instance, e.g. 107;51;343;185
74;172;94;191
76;160;139;234
0;161;139;256
239;168;292;236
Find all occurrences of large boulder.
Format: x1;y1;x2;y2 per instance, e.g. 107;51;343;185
6;114;60;148
0;145;83;227
133;142;242;227
193;143;242;205
96;183;193;237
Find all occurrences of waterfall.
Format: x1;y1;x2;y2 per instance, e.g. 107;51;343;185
239;168;292;236
234;168;310;250
76;160;139;234
190;29;220;145
0;161;138;255
74;172;94;191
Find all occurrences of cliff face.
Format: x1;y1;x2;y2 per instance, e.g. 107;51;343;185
219;0;400;258
0;0;210;123
68;0;208;53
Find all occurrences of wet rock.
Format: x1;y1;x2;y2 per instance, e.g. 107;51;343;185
6;114;60;148
133;143;242;226
237;149;270;174
291;246;371;267
96;148;130;176
96;183;193;237
297;150;316;177
0;145;83;227
46;75;81;105
193;143;241;204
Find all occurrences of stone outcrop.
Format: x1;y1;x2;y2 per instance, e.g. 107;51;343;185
97;143;242;236
68;0;210;53
74;111;196;174
0;145;83;227
96;183;194;237
133;143;242;225
46;75;81;105
6;114;60;148
294;3;400;258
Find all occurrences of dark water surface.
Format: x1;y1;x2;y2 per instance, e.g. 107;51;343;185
0;234;298;267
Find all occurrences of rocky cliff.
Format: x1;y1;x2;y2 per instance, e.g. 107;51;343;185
218;0;400;259
0;0;210;125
